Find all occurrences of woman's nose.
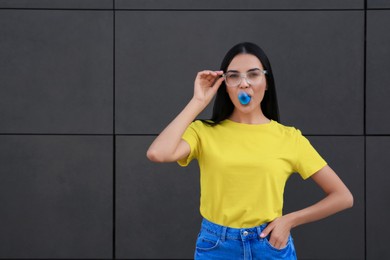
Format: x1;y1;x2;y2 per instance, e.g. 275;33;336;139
239;77;250;88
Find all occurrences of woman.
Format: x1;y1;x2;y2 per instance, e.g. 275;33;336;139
146;42;353;260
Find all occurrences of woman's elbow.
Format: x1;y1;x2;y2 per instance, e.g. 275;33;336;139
346;191;354;208
146;149;162;162
342;190;354;209
146;148;170;163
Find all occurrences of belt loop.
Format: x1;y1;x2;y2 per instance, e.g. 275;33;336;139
256;226;262;238
221;226;227;242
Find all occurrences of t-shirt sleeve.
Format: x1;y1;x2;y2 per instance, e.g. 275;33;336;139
293;128;327;179
177;121;201;167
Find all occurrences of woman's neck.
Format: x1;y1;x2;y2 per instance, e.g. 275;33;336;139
229;109;270;124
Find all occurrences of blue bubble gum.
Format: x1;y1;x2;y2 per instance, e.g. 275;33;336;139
238;91;251;105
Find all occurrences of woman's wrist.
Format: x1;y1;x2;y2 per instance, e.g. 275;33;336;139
189;96;209;111
284;212;300;229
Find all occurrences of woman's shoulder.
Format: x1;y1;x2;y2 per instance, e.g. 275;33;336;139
272;120;303;137
192;119;212;126
187;119;214;131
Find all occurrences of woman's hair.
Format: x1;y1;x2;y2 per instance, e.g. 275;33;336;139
204;42;280;125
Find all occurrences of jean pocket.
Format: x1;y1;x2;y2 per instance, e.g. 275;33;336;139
264;235;291;252
195;231;220;251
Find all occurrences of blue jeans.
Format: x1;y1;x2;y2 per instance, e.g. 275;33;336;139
194;218;297;260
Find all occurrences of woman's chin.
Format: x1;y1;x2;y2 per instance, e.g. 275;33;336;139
235;103;257;113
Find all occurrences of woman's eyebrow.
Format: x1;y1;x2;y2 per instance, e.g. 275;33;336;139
226;68;261;73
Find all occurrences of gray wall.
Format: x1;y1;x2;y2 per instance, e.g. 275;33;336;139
0;0;389;259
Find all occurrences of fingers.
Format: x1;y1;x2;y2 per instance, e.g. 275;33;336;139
198;70;224;81
195;70;224;92
265;231;288;249
270;236;288;249
199;70;224;76
211;74;225;89
260;222;274;238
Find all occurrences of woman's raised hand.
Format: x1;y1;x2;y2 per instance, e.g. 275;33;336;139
193;70;225;106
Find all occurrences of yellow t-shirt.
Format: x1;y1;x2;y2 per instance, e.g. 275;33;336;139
177;119;327;228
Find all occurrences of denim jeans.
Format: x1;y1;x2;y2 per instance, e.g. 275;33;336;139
194;218;297;260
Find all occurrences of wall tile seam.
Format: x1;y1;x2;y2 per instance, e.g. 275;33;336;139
2;134;390;136
113;8;366;11
0;8;369;11
0;8;114;11
0;134;115;136
367;8;390;10
112;1;116;258
118;134;367;136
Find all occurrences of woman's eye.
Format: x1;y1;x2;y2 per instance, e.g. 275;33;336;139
248;72;261;78
228;74;239;79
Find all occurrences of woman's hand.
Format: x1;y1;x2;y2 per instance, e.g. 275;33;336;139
260;215;294;249
193;70;224;106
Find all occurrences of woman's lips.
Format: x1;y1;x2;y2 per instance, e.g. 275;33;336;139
238;91;251;105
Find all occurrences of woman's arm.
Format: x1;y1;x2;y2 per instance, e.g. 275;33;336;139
146;70;224;163
260;165;353;249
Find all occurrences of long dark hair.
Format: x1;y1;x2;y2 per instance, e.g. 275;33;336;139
203;42;280;125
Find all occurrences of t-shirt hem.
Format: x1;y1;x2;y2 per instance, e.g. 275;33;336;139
302;161;328;180
176;138;192;167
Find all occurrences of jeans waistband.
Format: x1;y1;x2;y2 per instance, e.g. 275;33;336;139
200;218;268;241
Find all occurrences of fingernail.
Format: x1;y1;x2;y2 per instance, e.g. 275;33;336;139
260;233;265;238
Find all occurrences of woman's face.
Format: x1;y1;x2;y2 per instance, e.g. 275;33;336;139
225;53;267;114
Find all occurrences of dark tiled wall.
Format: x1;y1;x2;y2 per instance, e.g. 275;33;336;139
0;0;388;259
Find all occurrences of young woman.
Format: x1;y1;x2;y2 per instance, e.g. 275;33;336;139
146;42;353;260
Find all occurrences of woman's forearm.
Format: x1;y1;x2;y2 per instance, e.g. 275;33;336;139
287;189;353;228
146;98;206;162
147;70;225;163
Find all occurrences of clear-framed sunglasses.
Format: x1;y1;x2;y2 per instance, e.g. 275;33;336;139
222;69;268;88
